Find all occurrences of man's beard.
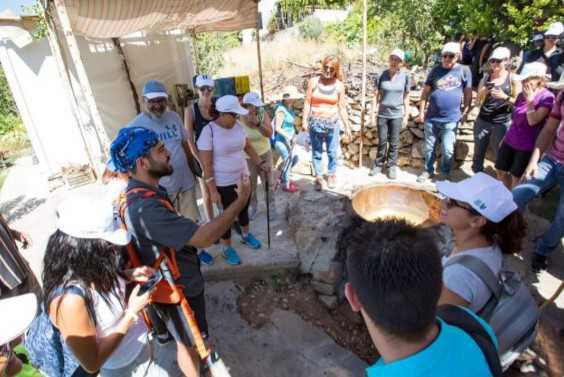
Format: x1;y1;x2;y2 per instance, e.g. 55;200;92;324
148;105;166;118
147;158;173;179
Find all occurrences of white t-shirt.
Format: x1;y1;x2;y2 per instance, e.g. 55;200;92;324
93;279;148;370
197;121;249;187
442;245;502;313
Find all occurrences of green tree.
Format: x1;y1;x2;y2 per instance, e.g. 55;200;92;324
0;66;17;117
192;32;241;75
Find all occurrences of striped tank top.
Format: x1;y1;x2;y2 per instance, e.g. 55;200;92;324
309;77;341;120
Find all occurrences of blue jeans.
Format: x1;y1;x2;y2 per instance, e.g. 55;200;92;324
512;155;564;256
274;134;291;184
310;118;339;177
424;121;458;175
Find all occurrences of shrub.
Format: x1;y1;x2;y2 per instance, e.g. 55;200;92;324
299;16;323;40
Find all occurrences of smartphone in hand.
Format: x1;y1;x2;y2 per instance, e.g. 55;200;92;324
138;270;162;295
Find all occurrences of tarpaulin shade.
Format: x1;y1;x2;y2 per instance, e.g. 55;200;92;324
52;0;259;38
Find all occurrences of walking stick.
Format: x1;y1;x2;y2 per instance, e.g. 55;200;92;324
265;173;271;249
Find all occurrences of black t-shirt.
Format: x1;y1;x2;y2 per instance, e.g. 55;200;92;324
478;73;513;124
123;179;203;297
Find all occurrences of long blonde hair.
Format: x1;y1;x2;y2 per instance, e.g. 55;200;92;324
321;55;345;82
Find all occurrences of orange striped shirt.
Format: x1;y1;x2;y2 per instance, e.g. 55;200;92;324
308;77;342;119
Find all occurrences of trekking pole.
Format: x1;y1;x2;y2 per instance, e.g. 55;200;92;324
159;261;232;377
265;173;271;249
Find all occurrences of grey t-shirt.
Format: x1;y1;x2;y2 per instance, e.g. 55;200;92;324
374;70;411;119
127;111;194;193
442;245;502;313
123;179;203;297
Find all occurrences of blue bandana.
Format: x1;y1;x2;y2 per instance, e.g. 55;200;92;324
109;127;159;173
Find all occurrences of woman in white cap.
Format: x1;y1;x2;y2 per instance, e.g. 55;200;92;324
184;74;216;265
273;86;303;193
241;91;274;218
198;95;268;265
369;48;411;179
472;47;520;173
436;173;526;312
30;196;185;377
495;62;555;188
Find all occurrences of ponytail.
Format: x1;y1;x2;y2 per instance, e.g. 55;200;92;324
480;210;527;254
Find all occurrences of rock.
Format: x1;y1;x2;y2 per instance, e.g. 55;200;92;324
369;147;377;160
411;140;425;159
311;280;335;295
408;106;419;119
400;129;414;145
455;140;472;161
410;127;424;139
347;143;360;154
318;294;338;310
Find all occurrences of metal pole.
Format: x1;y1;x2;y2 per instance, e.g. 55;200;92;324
256;28;265;100
359;0;368;167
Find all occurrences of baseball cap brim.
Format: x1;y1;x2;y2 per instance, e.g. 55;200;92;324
512;73;546;81
100;228;131;246
144;92;168;100
232;105;249;115
243;98;264;107
436;180;467;204
0;293;37;344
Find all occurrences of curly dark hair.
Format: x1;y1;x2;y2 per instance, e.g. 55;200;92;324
480;210;527;255
42;230;125;325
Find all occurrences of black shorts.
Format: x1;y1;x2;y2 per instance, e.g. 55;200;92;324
495;143;532;177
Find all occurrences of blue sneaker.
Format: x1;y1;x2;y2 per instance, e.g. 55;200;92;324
241;232;262;249
222;247;241;265
198;250;214;265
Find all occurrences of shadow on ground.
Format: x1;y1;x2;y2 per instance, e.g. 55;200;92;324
0;195;46;223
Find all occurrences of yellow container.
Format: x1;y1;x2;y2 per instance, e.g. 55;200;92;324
234;76;250;95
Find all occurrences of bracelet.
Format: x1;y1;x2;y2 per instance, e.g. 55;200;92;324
205;176;215;183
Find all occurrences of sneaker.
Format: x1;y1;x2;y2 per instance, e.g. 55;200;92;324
198;250;214;265
327;174;337;189
241;232;262;249
283;184;299;193
368;166;382;176
387;166;398;180
416;171;432;183
531;254;548;273
222;246;241;265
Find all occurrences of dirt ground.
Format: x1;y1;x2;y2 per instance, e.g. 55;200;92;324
238;274;562;377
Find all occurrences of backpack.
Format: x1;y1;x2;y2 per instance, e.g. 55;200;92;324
444;254;539;369
25;286;92;377
438;304;503;377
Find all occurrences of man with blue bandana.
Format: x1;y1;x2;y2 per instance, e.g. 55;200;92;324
110;127;251;377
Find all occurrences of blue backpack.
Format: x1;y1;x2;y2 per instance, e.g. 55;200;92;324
25;286;93;377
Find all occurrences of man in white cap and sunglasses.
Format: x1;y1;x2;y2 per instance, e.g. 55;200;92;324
518;22;563;83
416;42;472;183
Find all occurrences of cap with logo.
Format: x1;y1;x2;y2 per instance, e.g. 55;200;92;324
242;92;264;107
57;195;131;245
513;62;549;81
532;33;544;42
143;80;168;100
390;48;405;62
436;172;518;223
489;47;510;61
195;74;215;88
442;42;461;55
216;95;249;115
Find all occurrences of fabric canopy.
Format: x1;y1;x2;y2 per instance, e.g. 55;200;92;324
52;0;259;38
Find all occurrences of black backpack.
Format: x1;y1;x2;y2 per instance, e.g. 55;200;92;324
438;304;503;377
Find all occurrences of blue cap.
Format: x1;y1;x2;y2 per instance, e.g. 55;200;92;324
110;127;159;173
143;80;168;100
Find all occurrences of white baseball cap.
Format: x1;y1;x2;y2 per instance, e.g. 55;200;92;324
436;172;518;223
195;74;214;88
548;71;564;91
513;62;549;81
56;195;131;246
442;42;461;55
489;47;510;61
242;92;264;107
390;48;405;61
282;85;304;99
545;22;564;37
0;293;37;345
216;95;249;115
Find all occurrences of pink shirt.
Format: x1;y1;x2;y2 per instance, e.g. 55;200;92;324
547;92;564;164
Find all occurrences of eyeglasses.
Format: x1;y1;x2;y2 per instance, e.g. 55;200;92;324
489;58;503;64
445;198;481;215
224;112;239;119
441;54;456;59
199;86;214;92
147;98;167;104
544;35;558;40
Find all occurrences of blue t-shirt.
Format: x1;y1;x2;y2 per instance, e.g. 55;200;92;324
425;64;472;123
274;104;297;139
127;111;194;193
366;313;496;377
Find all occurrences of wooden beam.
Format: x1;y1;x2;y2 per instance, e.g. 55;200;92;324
256;28;265;100
359;0;368;167
112;38;141;114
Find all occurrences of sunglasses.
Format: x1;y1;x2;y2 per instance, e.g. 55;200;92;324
323;65;336;73
442;54;456;59
489;58;503;64
147;98;167;104
224;112;239;119
445;198;481;215
199;86;214;92
544;35;558;40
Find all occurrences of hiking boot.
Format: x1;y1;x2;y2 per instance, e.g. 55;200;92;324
198;250;214;266
368;165;382;176
314;177;325;191
327;174;337;189
223;246;241;265
387;166;398;180
416;171;432;183
531;254;548;273
241;232;262;249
